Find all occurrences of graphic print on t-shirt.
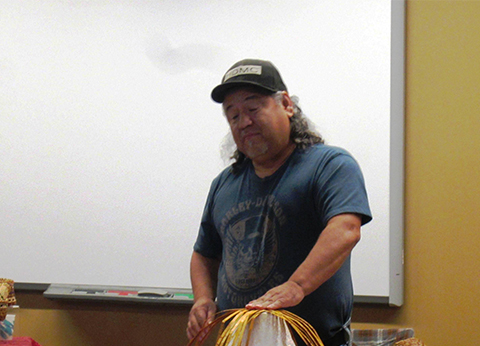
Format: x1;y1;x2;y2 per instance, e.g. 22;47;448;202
225;214;278;289
218;194;289;305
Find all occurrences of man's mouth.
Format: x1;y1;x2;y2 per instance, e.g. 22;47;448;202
242;132;260;142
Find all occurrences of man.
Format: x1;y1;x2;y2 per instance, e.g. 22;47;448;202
187;59;372;346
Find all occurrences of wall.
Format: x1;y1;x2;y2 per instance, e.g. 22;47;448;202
352;0;480;344
10;1;480;345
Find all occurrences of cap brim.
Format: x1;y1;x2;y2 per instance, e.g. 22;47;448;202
211;81;278;103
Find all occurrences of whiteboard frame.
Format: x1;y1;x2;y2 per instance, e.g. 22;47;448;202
387;0;405;307
4;0;405;306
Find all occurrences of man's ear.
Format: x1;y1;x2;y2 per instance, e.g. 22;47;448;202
281;92;294;118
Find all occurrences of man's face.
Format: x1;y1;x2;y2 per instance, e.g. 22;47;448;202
223;88;294;163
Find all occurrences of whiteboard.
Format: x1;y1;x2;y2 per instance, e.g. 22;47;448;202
0;0;404;305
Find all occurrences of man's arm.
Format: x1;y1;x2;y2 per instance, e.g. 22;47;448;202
186;251;220;340
246;213;361;309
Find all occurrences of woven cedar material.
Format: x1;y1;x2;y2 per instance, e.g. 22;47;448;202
0;280;16;306
394;338;426;346
0;279;16;322
352;328;414;346
187;309;324;346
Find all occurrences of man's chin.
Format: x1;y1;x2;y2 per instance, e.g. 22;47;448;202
245;150;268;161
243;143;269;161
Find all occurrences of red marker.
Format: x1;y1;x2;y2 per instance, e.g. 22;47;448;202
107;290;138;296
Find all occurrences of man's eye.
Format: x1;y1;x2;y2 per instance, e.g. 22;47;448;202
249;107;258;113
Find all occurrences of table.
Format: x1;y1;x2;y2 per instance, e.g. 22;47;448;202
0;337;41;346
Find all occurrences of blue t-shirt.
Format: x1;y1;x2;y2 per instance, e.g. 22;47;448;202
194;144;372;341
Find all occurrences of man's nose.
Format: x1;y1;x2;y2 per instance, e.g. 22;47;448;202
238;111;253;128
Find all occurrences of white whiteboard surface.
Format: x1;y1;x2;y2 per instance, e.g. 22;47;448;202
0;0;404;305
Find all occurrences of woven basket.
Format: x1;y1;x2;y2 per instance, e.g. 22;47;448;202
0;279;16;321
187;308;324;346
395;338;426;346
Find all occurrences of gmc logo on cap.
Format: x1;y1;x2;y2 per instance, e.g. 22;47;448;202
224;65;262;81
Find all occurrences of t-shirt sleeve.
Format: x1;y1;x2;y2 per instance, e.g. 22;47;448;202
314;152;372;226
193;179;223;258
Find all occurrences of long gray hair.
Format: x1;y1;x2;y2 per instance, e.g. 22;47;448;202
221;92;324;173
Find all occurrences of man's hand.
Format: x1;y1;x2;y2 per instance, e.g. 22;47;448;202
245;280;305;310
246;214;361;311
186;297;217;341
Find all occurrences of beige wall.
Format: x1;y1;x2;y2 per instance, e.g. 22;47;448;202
10;1;480;345
353;0;480;344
